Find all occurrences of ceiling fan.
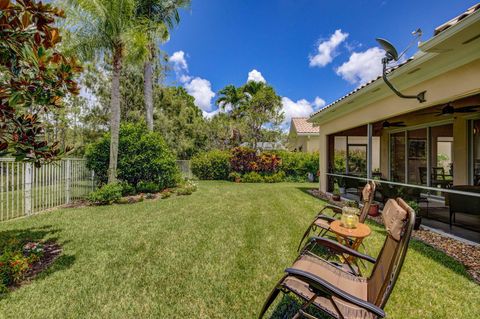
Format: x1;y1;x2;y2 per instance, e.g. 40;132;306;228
420;102;480;116
382;121;406;128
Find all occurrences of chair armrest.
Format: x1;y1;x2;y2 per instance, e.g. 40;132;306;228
308;237;376;264
285;268;385;318
319;204;343;217
316;215;337;223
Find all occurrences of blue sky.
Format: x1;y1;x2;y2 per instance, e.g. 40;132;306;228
163;0;478;122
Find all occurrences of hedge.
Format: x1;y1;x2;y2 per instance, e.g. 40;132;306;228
191;150;231;180
192;147;319;182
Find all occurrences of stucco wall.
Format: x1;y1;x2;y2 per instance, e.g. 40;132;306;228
316;59;480;192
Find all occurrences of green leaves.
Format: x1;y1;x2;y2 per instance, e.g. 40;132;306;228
0;0;81;164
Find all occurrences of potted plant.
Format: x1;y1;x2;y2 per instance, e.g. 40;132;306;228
332;185;341;201
337;177;346;194
407;201;422;230
368;202;380;217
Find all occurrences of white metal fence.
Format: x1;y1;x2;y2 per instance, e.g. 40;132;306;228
0;158;94;222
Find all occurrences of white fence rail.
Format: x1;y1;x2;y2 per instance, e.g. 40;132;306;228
0;158;94;222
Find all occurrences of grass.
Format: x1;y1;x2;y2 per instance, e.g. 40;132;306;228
0;181;478;318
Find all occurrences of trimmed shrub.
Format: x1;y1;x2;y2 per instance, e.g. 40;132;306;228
87;184;123;205
119;182;136;196
258;153;282;173
263;171;286;183
85;123;179;190
241;172;264;183
136;181;160;194
230;147;258;173
228;172;242;182
276;151;319;181
191;150;231;180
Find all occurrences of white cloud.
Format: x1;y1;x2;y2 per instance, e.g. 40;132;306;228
309;29;349;67
179;74;192;83
184;77;216;112
247;69;266;83
169;51;188;72
314;97;326;108
336;47;384;85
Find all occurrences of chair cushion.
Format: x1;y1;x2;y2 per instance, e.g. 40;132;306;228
382;199;407;241
282;255;373;318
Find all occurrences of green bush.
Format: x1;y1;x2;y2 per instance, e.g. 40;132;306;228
85;123;179;190
87;184;123;205
136;181;160;194
228;172;242;182
119;182;136;196
191;150;231;180
263;171;286;183
241;172;264;183
0;240;45;294
276;151;319;180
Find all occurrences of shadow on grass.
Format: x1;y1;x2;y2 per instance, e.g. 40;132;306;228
0;225;75;297
295;186;322;199
408;238;472;280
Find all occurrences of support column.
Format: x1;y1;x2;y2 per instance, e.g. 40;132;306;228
367;123;373;179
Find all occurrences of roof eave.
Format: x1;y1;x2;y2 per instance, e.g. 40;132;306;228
419;8;480;52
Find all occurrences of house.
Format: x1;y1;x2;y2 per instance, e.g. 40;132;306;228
309;3;480;241
288;117;320;152
240;141;285;151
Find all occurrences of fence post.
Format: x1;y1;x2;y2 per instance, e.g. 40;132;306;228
24;163;33;216
65;159;71;204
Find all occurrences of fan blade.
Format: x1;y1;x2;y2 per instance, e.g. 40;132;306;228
455;105;480;113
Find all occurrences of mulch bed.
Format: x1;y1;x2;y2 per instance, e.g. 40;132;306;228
306;188;480;284
10;242;62;291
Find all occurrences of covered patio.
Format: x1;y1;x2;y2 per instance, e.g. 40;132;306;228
310;6;480;242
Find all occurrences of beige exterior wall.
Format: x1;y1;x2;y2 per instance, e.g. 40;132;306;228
289;135;320;152
316;59;480;192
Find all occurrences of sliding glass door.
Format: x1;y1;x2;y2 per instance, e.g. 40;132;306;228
390;132;406;183
390;124;454;187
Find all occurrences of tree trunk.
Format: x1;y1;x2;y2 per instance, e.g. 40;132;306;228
144;44;154;131
108;44;123;184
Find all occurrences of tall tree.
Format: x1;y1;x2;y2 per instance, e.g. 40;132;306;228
135;0;191;131
64;0;138;183
216;85;246;119
216;81;283;149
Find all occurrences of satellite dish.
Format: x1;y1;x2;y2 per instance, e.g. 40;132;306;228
376;38;399;61
375;35;426;103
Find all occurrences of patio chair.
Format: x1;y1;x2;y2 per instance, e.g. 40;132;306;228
259;198;415;319
297;181;376;251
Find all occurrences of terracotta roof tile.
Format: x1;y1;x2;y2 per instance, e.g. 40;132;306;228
434;3;480;36
292;117;319;134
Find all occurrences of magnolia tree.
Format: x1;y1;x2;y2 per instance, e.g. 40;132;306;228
0;0;81;165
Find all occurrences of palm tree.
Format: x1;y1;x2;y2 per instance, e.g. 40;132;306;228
135;0;191;131
64;0;138;183
216;85;246;119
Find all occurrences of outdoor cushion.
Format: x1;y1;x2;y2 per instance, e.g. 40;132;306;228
282;255;372;319
282;277;376;319
289;254;367;298
382;199;407;241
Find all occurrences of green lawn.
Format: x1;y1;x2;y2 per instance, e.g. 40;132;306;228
0;181;478;318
